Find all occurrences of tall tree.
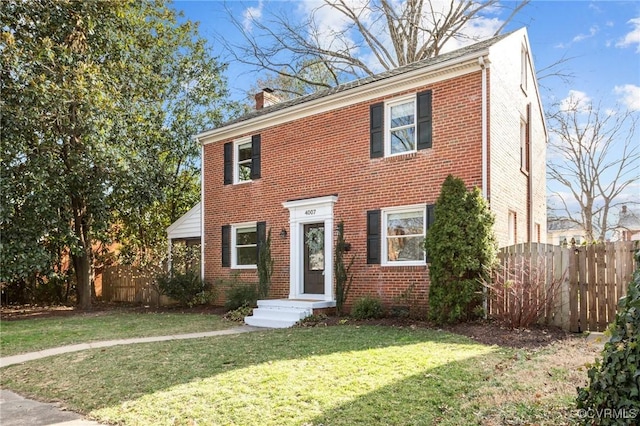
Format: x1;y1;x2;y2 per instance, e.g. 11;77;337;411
223;0;529;96
424;175;496;324
1;0;231;307
547;94;639;242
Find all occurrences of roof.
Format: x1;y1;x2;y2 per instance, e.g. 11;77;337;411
617;207;640;230
166;202;201;239
548;219;585;232
205;31;514;132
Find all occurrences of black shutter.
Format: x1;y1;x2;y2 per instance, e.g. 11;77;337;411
425;204;435;263
367;210;381;264
256;221;266;260
417;90;433;150
221;225;231;267
250;134;261;179
370;103;384;158
223;142;233;185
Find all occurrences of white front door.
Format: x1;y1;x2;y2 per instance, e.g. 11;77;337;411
282;195;338;301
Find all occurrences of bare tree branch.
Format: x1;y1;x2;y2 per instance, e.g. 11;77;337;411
547;97;640;241
220;0;530;97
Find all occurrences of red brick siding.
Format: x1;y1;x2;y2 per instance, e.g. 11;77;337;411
203;71;486;308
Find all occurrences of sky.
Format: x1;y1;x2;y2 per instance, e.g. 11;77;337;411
172;0;640;223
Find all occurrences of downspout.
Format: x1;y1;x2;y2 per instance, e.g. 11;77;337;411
479;55;489;317
199;139;205;281
479;56;488;200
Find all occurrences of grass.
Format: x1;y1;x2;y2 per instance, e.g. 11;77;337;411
0;324;600;425
0;311;233;356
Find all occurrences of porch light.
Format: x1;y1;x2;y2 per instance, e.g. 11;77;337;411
279;228;288;239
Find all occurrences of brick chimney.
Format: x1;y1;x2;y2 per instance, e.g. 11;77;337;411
255;88;279;110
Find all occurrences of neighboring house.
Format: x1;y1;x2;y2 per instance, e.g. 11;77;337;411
615;205;640;241
193;28;547;327
547;218;588;246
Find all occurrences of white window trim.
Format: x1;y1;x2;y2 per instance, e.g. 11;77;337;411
384;95;417;158
381;204;427;266
520;116;527;172
520;45;529;92
233;137;252;185
231;221;257;269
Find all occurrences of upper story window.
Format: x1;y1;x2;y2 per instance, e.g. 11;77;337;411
224;134;261;185
386;96;416;156
235;138;252;183
520;103;530;173
369;91;433;159
521;45;529;92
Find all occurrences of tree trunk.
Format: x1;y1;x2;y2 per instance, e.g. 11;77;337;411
71;196;92;310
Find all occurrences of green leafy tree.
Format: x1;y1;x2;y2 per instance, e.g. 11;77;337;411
425;175;497;324
1;0;232;308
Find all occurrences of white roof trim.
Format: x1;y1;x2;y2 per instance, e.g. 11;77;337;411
197;51;488;145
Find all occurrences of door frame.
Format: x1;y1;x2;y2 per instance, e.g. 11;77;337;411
282;195;338;301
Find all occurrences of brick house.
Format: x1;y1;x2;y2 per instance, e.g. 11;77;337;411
195;28;547;327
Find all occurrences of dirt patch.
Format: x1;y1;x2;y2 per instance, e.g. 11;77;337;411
299;315;573;349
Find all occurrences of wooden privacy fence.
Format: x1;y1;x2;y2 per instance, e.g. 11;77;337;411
491;241;637;332
102;264;173;306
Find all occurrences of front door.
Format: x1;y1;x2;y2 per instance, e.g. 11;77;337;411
303;223;325;294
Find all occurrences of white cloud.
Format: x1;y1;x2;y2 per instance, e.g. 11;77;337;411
614;84;640;111
616;17;640;52
560;90;592;113
243;0;264;32
572;25;599;43
297;0;508;73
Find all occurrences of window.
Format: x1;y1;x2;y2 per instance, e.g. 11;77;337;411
521;46;528;91
386;96;416;155
235;139;252;183
232;223;257;268
520;104;530;173
370;91;432;159
224;134;261;185
382;206;426;265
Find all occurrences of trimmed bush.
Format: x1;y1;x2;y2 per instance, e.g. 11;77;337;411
576;250;640;424
425;175;497;324
224;283;258;311
156;270;215;307
351;295;385;319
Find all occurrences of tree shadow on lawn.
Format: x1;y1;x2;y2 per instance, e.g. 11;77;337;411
1;326;508;424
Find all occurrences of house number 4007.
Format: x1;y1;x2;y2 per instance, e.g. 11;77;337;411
305;209;316;215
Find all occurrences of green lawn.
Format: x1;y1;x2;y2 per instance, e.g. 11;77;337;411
0;324;593;425
0;311;233;356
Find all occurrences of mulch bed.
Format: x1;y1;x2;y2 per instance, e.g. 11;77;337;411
1;303;571;349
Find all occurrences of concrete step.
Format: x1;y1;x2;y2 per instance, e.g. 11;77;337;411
244;316;299;329
250;307;309;322
245;299;337;328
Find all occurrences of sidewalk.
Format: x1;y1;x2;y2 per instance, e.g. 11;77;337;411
0;325;262;425
0;325;260;368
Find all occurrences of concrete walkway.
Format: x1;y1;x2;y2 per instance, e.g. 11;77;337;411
0;325;261;368
0;325;262;425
